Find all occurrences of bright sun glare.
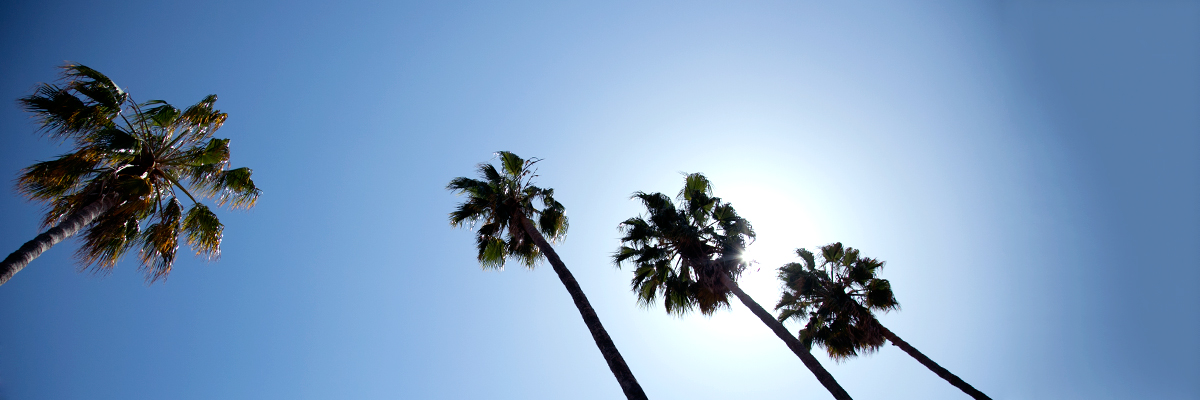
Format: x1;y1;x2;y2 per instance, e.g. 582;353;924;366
696;179;828;336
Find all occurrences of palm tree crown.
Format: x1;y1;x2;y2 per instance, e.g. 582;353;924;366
775;243;993;400
613;173;755;315
8;64;260;283
448;152;648;400
776;243;898;360
447;151;567;269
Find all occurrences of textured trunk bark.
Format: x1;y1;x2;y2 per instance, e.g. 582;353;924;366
0;192;122;286
718;273;853;400
878;324;992;400
518;215;649;400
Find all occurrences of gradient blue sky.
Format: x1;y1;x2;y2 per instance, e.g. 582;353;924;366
1;1;1197;399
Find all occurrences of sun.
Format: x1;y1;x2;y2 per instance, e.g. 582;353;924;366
693;177;829;333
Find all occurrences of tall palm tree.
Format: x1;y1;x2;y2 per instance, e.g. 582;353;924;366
614;173;853;400
447;151;648;400
776;243;992;400
1;64;261;286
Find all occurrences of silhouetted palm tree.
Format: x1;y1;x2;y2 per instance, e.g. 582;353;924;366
614;173;852;400
448;151;648;400
1;64;260;286
777;243;991;400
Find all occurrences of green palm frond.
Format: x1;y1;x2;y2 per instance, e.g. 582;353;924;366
16;152;101;201
499;151;525;177
140;100;181;128
138;198;182;282
478;235;507;269
90;127;140;155
536;188;568;241
18;65;126;140
177;95;225;129
75;199;145;271
61;64;126;108
172;138;230;167
212;167;261;209
182;203;223;260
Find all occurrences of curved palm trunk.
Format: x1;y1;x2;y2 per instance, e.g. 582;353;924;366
518;216;649;400
718;273;853;400
878;324;992;400
0;192;121;286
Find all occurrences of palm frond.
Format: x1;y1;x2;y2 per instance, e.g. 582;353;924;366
175;138;230;167
478;235;507;270
19;84;115;139
61;64;126;109
139;100;181;128
75;203;141;272
15;151;101;201
497;151;526;177
536;188;568;241
210;167;260;209
175;95;227;143
182;203;223;260
138;198;182;282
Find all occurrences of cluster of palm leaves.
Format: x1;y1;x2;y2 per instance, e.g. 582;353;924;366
0;64;260;285
447;152;566;270
614;173;753;315
777;243;991;399
776;243;898;360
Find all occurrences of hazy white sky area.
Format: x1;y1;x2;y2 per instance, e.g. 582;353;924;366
1;1;1196;399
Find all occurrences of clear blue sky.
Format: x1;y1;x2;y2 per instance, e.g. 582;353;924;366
1;1;1196;399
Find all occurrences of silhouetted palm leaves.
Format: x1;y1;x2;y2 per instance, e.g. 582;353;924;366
777;243;992;400
614;173;754;315
448;151;566;269
776;243;897;359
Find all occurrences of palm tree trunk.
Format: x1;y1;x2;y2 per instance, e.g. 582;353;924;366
877;324;992;400
0;192;121;286
518;215;649;400
718;273;853;400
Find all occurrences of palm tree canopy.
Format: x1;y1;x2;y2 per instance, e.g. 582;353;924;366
775;243;899;360
15;64;261;282
613;173;755;315
447;151;568;269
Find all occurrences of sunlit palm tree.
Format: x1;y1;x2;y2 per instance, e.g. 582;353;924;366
776;243;992;400
0;64;261;286
447;151;648;400
614;173;852;400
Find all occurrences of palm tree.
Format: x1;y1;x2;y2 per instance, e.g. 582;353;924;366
776;243;992;400
0;64;261;286
614;173;853;400
447;151;648;400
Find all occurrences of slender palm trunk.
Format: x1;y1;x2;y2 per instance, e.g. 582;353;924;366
0;192;121;286
877;324;992;400
718;273;853;400
518;216;649;400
